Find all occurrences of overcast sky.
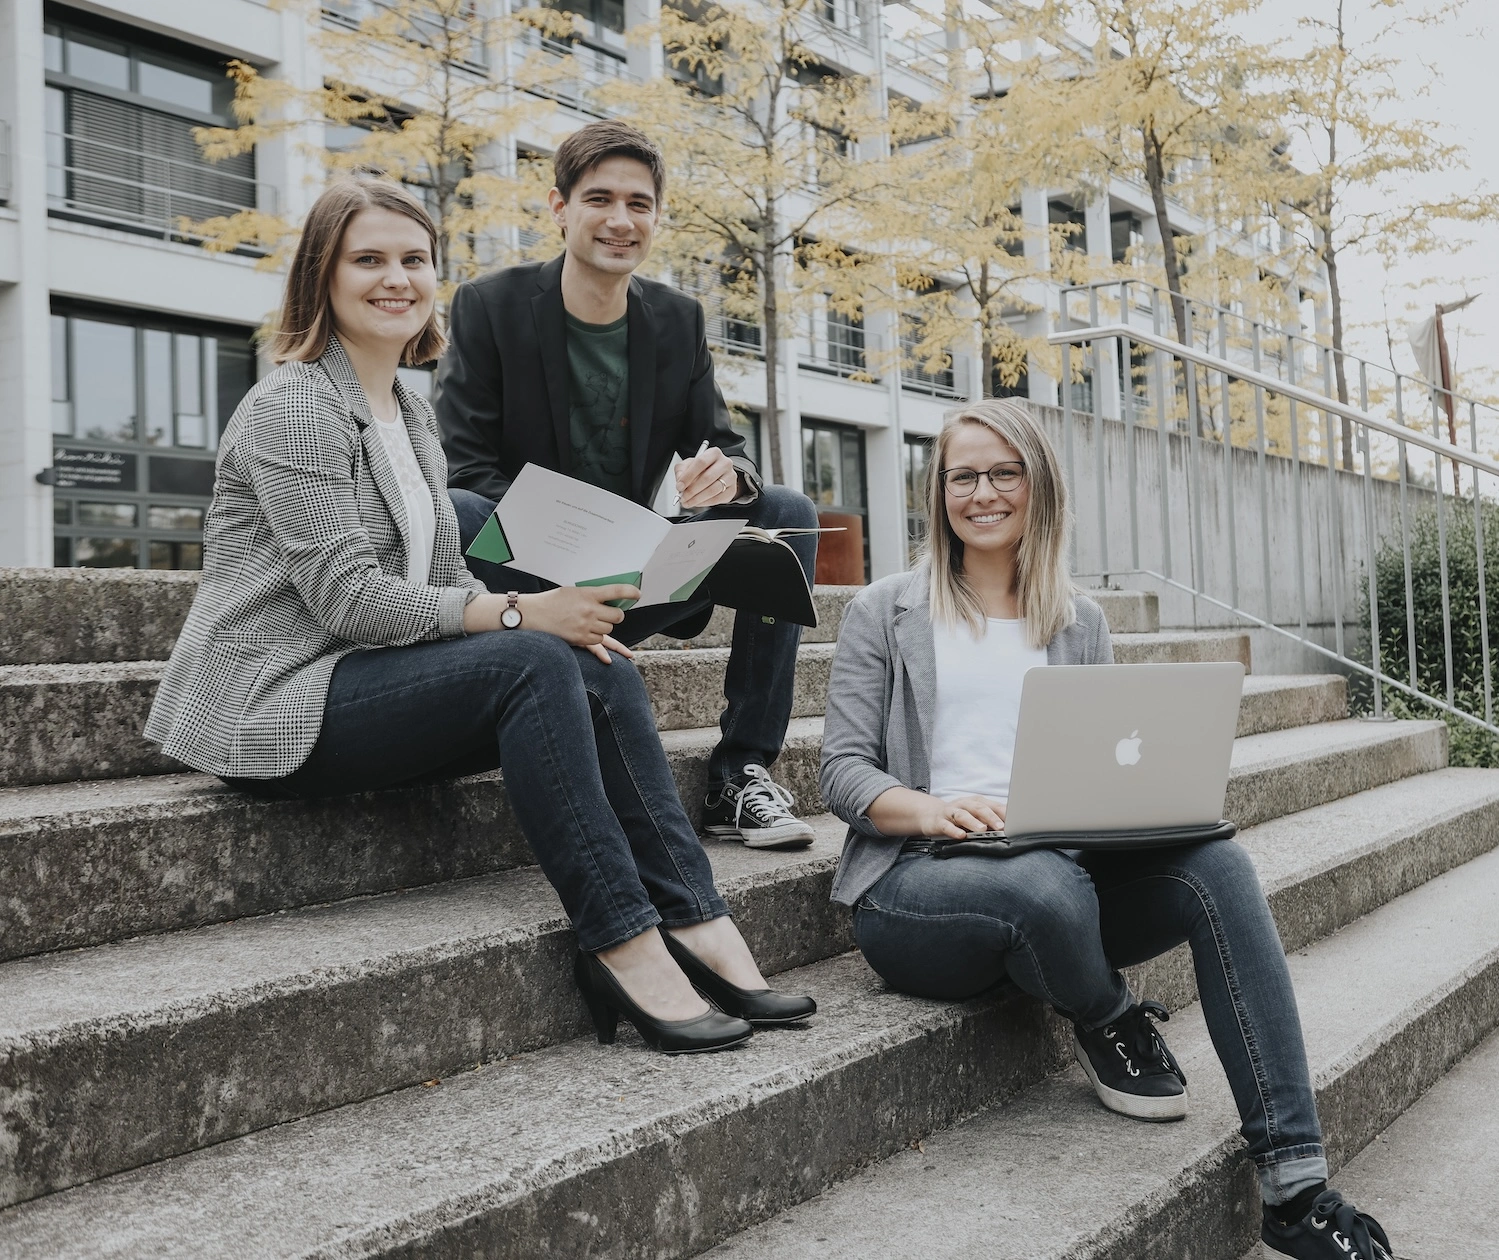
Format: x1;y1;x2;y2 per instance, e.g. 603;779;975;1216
1255;0;1498;402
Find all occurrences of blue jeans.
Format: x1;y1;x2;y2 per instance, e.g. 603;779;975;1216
853;841;1328;1204
450;484;819;787
245;631;729;953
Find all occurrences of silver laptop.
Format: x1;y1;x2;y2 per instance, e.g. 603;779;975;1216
1001;662;1245;839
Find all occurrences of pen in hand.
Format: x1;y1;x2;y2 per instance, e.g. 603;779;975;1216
672;440;710;512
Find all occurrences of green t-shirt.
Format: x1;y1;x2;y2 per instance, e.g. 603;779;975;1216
564;310;632;497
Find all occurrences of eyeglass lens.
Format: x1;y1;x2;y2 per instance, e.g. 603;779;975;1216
943;464;1024;496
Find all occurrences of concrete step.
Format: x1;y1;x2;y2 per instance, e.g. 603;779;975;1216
700;846;1499;1260
0;762;1490;1211
1113;627;1250;668
0;708;1439;964
0;646;834;788
1237;673;1347;737
0;568;200;667
4;810;1497;1258
0;620;1235;791
0;569;1162;665
1252;1025;1499;1260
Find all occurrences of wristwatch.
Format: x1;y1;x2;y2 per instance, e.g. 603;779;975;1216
500;591;523;629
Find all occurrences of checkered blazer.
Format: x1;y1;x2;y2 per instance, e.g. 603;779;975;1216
145;337;487;779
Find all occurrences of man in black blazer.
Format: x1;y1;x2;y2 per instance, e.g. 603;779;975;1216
436;120;818;850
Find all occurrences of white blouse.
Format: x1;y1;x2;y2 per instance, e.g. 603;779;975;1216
372;408;437;585
927;617;1048;804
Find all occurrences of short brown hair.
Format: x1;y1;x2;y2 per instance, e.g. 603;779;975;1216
269;178;446;366
553;121;666;206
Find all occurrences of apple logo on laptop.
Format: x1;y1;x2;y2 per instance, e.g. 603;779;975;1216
1115;730;1142;766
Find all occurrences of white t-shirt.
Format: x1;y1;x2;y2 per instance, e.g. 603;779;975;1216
928;617;1048;805
373;408;436;585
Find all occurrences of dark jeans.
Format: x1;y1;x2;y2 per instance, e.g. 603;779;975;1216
853;841;1328;1204
450;483;819;787
245;631;729;953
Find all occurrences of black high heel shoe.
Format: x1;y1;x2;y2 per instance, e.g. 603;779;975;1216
662;932;817;1025
573;951;753;1054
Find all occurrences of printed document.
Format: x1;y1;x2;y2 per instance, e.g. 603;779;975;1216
466;464;746;609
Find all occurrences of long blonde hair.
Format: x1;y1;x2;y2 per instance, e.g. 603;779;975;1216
923;398;1075;648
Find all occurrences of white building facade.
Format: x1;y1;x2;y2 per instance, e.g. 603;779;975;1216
0;0;1316;579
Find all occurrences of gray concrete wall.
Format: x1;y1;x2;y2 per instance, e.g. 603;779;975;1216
1033;406;1439;672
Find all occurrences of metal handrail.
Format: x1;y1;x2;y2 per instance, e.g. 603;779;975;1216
1061;279;1499;454
1049;323;1499;480
47;129;274;238
1050;298;1499;742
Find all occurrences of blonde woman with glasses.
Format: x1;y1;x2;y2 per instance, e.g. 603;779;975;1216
818;399;1393;1259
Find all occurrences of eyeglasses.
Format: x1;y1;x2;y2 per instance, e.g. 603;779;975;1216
940;463;1026;497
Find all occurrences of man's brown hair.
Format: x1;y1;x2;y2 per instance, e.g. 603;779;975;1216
553;121;666;206
269;178;446;366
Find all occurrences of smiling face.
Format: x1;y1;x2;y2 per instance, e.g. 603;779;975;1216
941;420;1030;561
548;155;660;278
327;207;437;359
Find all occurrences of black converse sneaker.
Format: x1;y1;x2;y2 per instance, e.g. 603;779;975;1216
702;764;815;849
1072;999;1189;1121
1260;1188;1394;1260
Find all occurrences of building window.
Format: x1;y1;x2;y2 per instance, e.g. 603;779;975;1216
992;359;1029;401
901;318;959;398
43;8;268;241
50;305;257;569
821;308;866;376
904;434;933;566
1048;198;1088;254
802;418;868;582
1111;211;1143;264
730;409;761;468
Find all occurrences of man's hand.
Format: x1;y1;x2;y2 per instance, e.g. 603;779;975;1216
676;445;741;511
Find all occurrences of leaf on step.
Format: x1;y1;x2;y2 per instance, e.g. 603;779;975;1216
423;1079;441;1087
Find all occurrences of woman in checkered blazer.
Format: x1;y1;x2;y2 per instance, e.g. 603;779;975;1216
145;179;813;1055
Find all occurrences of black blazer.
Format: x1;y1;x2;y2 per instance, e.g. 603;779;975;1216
435;255;762;507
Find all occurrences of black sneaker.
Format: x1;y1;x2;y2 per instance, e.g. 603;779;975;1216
1261;1189;1393;1260
1072;999;1189;1121
702;764;815;849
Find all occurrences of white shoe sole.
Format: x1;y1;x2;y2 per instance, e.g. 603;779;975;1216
1072;1033;1189;1121
703;823;815;850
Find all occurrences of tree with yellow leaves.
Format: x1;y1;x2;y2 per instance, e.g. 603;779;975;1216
1007;0;1285;344
1273;0;1499;467
602;0;904;484
889;4;1088;399
192;0;577;292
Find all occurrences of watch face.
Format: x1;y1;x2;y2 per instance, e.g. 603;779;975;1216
501;608;522;629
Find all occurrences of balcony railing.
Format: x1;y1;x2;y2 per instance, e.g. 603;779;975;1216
802;316;880;379
47;130;276;241
885;25;948;80
900;335;961;398
813;0;873;47
322;0;490;69
522;30;631;113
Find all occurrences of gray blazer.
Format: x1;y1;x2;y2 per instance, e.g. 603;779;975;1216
145;338;487;779
820;567;1114;906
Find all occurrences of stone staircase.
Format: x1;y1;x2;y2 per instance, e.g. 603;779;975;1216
0;568;1493;1258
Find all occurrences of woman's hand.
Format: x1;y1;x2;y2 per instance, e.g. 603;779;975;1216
865;786;1006;839
676;446;741;510
464;586;640;664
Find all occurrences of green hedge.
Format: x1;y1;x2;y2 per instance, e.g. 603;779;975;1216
1354;495;1499;766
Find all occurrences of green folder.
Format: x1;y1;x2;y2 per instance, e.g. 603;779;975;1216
465;513;513;565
